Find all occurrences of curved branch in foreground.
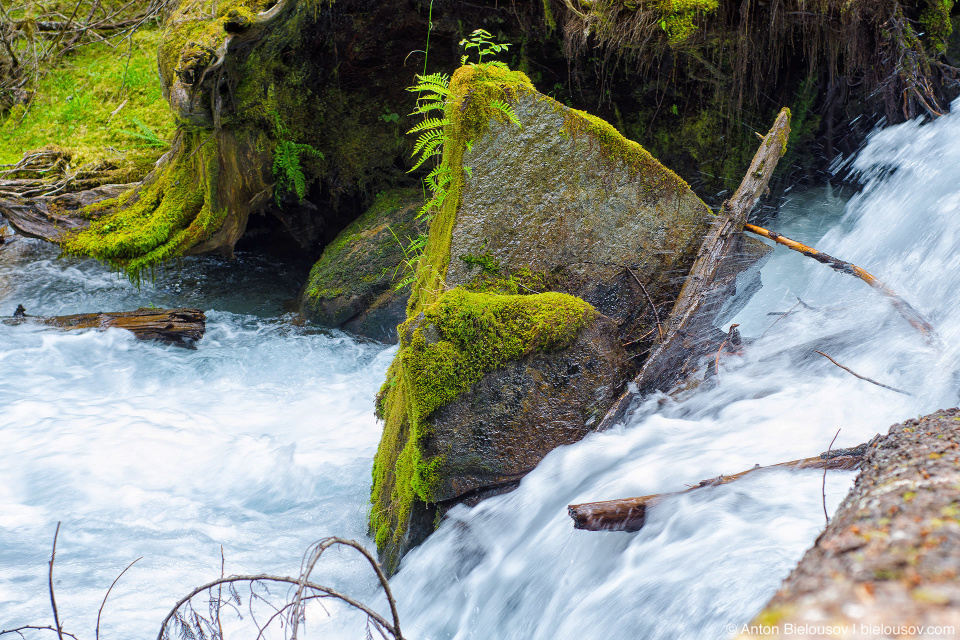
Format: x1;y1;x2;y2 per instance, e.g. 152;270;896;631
158;536;404;640
568;446;867;532
291;537;402;640
743;222;939;345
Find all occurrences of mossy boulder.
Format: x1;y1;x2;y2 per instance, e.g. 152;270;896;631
409;64;713;344
370;64;714;573
372;288;627;573
298;188;428;343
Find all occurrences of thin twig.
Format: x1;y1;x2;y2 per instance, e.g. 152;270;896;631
823;428;841;524
625;267;663;341
814;350;913;396
0;626;79;640
96;557;142;640
157;574;400;640
759;299;801;338
48;522;64;640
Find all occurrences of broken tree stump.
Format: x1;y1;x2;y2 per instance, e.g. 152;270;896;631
738;409;960;639
568;443;867;532
596;108;791;428
4;307;205;346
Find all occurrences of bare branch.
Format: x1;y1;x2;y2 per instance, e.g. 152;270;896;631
814;350;913;396
48;522;64;640
96;557;142;640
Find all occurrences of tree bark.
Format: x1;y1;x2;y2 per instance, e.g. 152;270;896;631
5;307;205;346
738;409;960;639
596;108;791;429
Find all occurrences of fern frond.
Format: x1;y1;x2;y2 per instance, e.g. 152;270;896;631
408;80;450;96
490;99;521;128
412;129;445;155
409;100;447;115
407;118;450;134
410;138;444;170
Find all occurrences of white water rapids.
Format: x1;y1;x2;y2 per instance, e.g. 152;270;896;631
3;107;960;639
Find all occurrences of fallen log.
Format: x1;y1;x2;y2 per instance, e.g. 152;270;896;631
744;222;939;345
596;108;791;428
4;307;205;347
737;409;960;639
0;184;127;242
568;443;867;532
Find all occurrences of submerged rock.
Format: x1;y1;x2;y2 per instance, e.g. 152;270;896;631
370;63;715;573
298;188;427;343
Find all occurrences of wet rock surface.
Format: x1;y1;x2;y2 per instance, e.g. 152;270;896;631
741;408;960;639
445;90;713;343
299;188;427;343
423;313;629;504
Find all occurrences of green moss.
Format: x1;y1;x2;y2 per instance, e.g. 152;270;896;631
370;287;596;564
60;130;222;280
302;188;416;303
560;103;691;200
921;0;954;52
655;0;720;46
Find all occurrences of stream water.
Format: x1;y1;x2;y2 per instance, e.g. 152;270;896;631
3;106;960;639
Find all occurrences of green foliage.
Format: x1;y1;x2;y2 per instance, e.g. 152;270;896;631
116;117;168;148
0;27;173;167
459;28;512;65
655;0;720;46
271;110;323;203
389;228;429;292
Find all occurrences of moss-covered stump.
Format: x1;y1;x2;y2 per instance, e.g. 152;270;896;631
371;64;711;573
298;189;428;343
739;409;960;639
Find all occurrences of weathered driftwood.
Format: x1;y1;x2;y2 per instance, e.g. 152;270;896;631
744;222;939;345
596;108;791;429
738;409;960;639
4;307;205;346
568;444;866;532
0;184;127;242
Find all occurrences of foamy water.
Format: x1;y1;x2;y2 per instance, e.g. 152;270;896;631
2;104;960;639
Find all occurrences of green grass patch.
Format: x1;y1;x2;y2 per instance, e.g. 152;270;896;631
1;27;173;168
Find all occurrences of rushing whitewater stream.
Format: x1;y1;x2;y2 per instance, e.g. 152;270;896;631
4;108;960;639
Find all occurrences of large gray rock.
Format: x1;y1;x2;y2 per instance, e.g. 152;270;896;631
298;188;427;343
371;64;716;574
441;81;713;343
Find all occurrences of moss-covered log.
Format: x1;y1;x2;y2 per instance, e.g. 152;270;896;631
739;409;960;638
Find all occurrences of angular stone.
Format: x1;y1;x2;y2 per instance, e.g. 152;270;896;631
424;313;629;505
371;64;715;574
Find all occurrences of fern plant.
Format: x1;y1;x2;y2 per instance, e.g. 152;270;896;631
393;31;521;290
271;111;324;203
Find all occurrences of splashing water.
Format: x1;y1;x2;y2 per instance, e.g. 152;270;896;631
2;105;960;640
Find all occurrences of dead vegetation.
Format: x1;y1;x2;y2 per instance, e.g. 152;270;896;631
557;0;960;121
1;525;403;640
